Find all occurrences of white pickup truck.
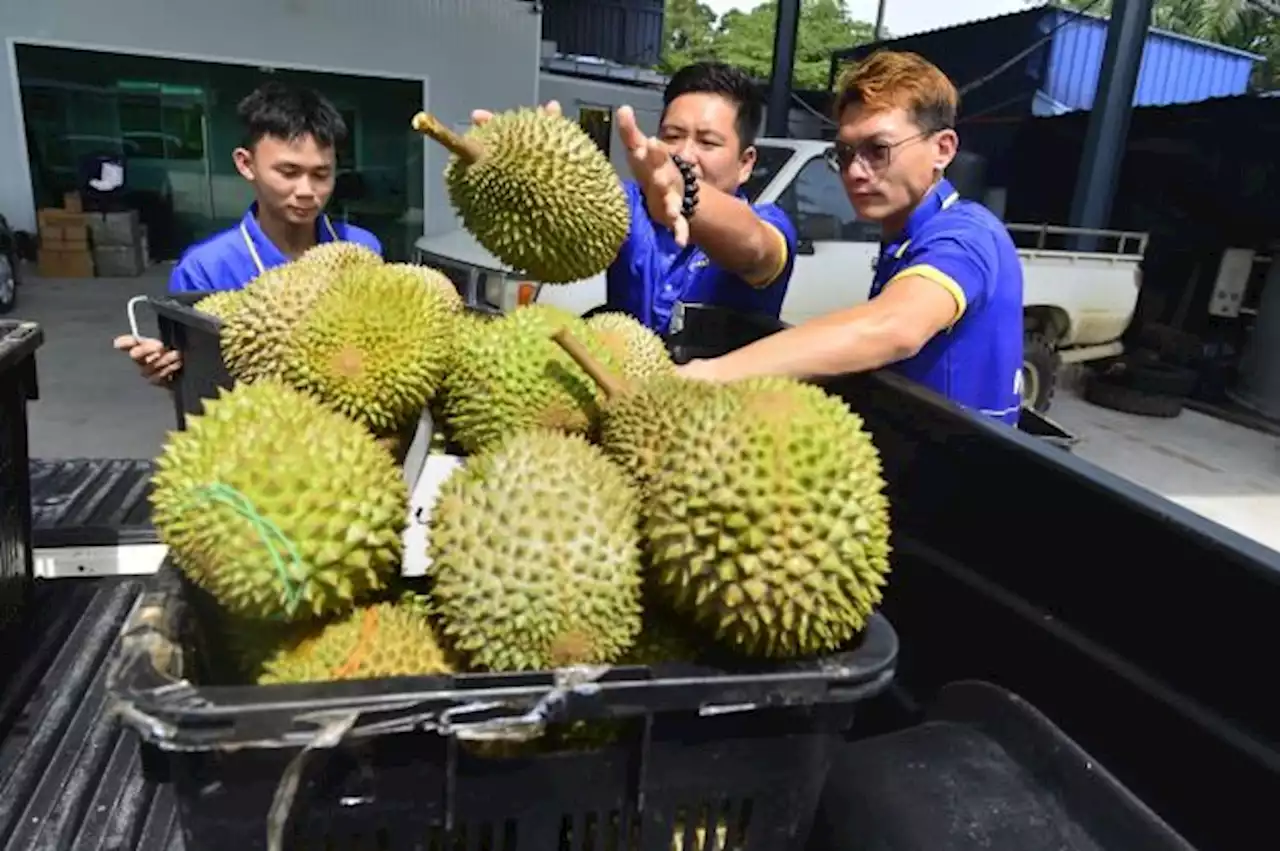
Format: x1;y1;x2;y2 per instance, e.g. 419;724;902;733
414;138;1147;413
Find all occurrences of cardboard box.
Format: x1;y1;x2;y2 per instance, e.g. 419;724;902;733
40;223;89;249
37;208;87;232
93;243;146;277
38;248;94;279
87;210;142;247
63;192;83;213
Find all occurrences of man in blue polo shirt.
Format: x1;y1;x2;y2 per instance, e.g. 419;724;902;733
473;62;796;334
677;50;1024;425
112;81;381;385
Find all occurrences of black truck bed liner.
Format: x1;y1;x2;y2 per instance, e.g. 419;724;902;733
30;459;158;549
0;579;178;851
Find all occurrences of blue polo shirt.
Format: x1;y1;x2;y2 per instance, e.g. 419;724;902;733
871;178;1024;425
605;180;797;334
168;204;382;293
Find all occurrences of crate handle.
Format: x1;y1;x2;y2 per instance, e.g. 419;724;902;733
125;294;151;339
438;663;612;743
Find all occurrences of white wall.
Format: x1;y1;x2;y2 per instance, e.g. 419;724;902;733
537;71;664;177
0;0;541;236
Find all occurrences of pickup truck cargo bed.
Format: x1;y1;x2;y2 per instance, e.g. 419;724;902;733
0;578;177;851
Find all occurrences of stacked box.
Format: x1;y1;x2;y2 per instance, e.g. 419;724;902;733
88;210;147;277
36;208;94;279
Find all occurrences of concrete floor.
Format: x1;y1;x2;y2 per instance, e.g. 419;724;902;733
12;263;177;460
1050;391;1280;553
8;263;1280;554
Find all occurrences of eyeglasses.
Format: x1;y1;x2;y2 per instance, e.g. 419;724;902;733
826;127;948;174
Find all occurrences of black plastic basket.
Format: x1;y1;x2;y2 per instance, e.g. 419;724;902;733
149;295;233;431
108;565;897;851
0;320;42;639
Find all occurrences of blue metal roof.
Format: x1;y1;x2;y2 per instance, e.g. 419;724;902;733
1039;7;1263;113
831;5;1264;119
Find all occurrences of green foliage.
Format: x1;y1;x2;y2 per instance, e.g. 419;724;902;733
658;0;878;90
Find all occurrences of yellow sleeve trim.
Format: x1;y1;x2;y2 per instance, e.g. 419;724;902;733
747;222;791;288
886;263;967;327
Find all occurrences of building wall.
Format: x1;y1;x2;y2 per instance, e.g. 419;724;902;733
541;0;664;67
0;0;541;237
538;71;664;176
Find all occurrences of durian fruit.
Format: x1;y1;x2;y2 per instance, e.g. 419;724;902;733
599;374;725;503
586;311;675;384
387;262;465;314
296;240;382;273
194;289;246;321
427;430;644;672
220;262;334;383
550;327;723;503
258;599;456;684
411;108;630;284
440;304;621;454
149;380;409;622
279;263;457;437
644;377;892;659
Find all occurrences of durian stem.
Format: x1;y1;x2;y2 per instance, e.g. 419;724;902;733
411;111;486;164
552;328;632;399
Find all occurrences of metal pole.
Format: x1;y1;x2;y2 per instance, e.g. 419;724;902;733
1068;0;1154;249
765;0;802;137
874;0;888;40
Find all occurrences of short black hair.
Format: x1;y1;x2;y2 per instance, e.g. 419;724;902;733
662;62;763;150
237;80;347;150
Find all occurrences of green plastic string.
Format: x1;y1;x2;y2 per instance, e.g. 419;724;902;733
184;482;305;618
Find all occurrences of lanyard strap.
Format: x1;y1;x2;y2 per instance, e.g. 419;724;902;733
240;215;340;276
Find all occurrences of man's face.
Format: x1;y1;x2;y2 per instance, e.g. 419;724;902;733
834;104;956;224
657;92;755;195
232;133;336;226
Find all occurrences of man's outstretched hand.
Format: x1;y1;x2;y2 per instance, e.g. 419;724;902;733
615;106;688;247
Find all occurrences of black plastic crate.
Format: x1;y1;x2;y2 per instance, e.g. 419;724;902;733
149;295;233;431
108;565;898;851
0;320;42;638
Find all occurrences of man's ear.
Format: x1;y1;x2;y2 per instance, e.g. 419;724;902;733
736;144;758;185
934;129;959;170
232;147;255;182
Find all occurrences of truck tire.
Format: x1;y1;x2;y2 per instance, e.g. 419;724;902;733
1083;373;1184;418
1020;331;1060;413
1116;357;1198;398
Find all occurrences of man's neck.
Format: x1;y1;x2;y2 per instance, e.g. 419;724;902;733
880;179;943;244
255;206;318;260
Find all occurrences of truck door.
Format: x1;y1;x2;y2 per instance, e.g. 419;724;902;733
774;154;880;325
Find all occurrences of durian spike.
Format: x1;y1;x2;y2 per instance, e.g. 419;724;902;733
411;111;485;164
552;328;632;399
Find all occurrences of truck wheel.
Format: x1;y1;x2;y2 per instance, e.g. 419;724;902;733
1083;373;1184;418
1020;332;1060;413
1115;357;1198;398
0;255;15;315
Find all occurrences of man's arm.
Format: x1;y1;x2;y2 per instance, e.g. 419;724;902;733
686;187;792;287
681;232;993;382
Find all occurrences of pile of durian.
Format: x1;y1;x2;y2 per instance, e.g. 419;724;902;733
150;250;892;695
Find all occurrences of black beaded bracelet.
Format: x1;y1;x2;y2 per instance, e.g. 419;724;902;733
671;154;699;219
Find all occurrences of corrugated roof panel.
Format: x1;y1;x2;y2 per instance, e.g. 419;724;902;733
1044;8;1259;110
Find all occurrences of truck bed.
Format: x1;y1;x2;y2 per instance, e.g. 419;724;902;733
0;578;178;851
0;458;1196;851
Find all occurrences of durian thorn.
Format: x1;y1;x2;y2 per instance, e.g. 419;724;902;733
551;328;632;399
411;111;485;164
